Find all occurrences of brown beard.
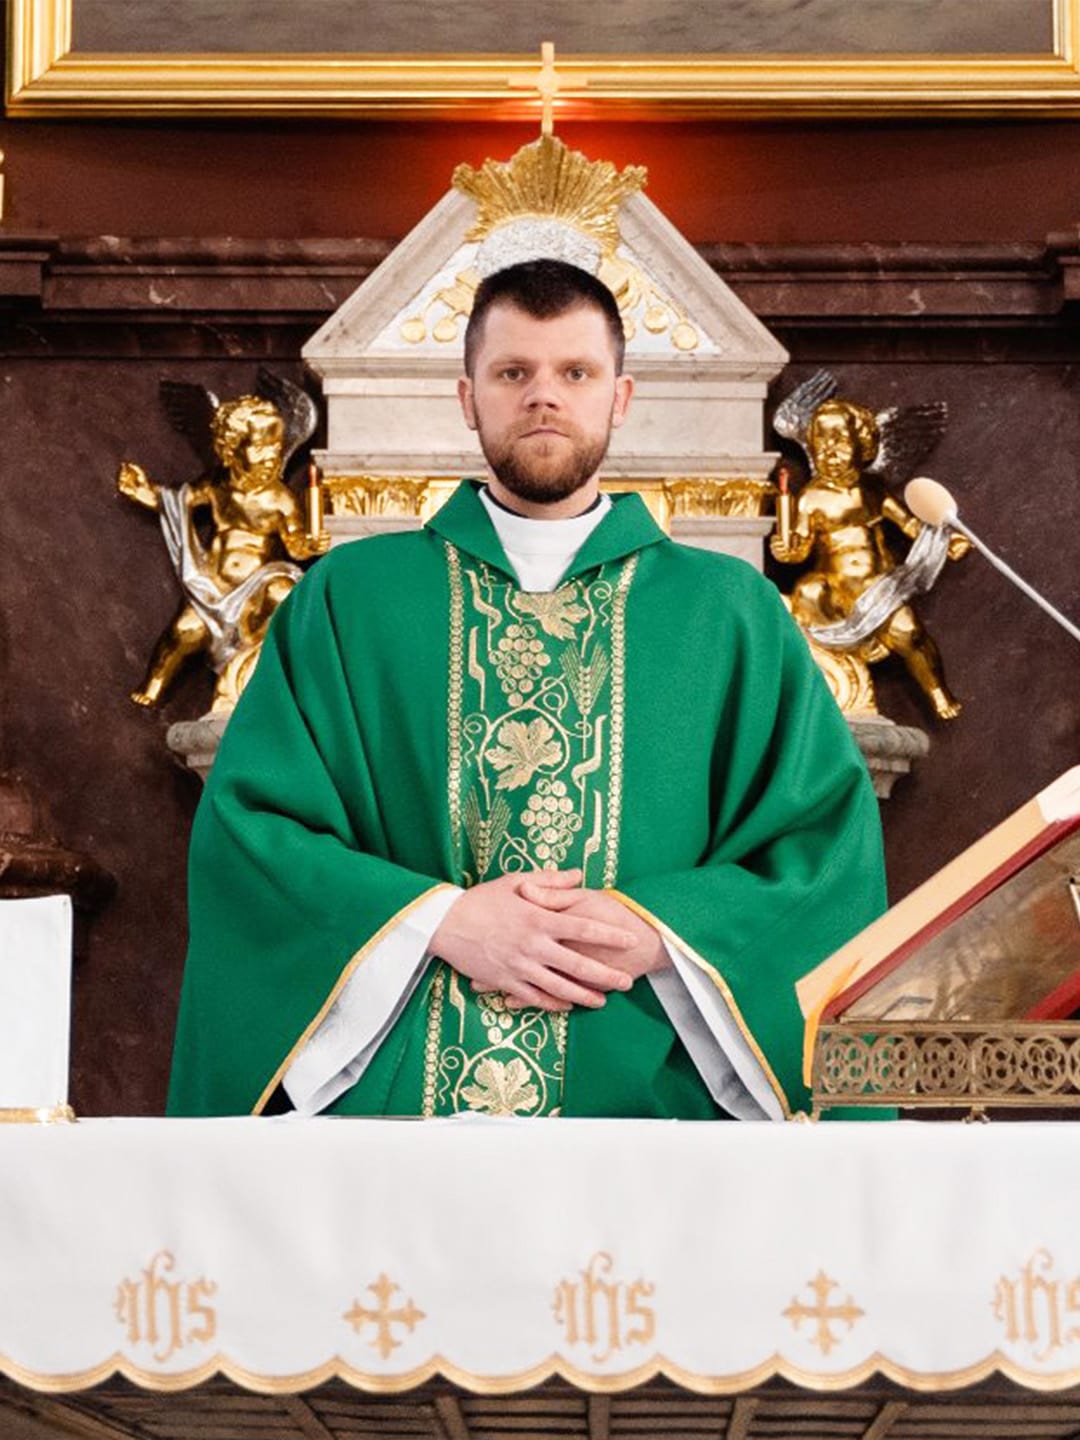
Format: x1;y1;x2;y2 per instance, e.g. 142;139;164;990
476;414;612;505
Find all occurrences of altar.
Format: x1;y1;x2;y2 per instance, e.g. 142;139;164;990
4;1118;1080;1439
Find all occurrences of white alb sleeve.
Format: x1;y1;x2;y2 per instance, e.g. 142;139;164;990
648;937;784;1121
282;886;463;1116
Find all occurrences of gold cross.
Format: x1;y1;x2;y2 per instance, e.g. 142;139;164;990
783;1270;865;1356
510;41;563;137
343;1274;426;1360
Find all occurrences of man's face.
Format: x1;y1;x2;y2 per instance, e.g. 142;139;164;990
458;301;633;514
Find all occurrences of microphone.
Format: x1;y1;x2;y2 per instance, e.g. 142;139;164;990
904;477;1080;645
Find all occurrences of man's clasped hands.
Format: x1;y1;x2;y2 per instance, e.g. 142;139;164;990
430;869;670;1013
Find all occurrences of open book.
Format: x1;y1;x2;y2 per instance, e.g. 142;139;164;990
797;768;1080;1085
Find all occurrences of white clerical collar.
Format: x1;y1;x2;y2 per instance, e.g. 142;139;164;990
479;485;611;591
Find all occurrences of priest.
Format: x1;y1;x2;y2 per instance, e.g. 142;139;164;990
168;259;886;1122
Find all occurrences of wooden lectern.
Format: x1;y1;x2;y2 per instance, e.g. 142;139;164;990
800;767;1080;1115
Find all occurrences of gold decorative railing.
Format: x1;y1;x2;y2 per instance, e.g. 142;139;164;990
813;1022;1080;1113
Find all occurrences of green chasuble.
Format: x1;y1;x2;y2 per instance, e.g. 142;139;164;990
168;480;886;1120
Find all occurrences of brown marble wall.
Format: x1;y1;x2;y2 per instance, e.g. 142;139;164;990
1;235;1078;1115
11;116;1080;248
764;354;1080;897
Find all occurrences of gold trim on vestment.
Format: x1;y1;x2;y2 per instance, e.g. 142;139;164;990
421;965;445;1118
445;542;465;855
606;890;792;1118
7;1348;1080;1396
602;556;636;890
251;883;458;1115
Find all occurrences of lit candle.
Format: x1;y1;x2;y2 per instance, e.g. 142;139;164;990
776;463;795;549
305;459;325;542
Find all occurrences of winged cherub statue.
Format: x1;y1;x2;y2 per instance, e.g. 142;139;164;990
770;371;968;721
117;369;327;711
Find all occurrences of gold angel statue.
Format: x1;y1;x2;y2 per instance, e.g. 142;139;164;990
770;372;968;720
118;370;327;711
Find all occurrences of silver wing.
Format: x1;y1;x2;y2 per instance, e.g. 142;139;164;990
256;367;319;475
772;370;838;454
159;380;220;474
869;402;948;487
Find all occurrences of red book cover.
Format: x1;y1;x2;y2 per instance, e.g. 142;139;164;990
798;768;1080;1036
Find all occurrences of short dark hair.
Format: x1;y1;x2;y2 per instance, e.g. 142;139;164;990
464;259;626;376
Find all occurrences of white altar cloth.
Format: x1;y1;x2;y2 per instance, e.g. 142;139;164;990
1;1116;1079;1394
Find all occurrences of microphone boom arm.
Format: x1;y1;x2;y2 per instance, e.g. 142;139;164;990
948;514;1080;645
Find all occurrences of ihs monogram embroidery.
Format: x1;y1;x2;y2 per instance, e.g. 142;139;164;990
114;1251;217;1363
553;1252;656;1363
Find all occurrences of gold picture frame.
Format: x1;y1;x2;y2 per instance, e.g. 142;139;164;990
7;0;1080;120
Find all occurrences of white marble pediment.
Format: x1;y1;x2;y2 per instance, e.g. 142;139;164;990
305;189;785;380
302;141;789;486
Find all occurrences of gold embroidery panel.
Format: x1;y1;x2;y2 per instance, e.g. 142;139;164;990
452;555;631;887
422;964;567;1118
431;547;636;1116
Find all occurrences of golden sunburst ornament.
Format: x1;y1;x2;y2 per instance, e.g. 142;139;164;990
402;135;699;353
453;135;647;257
